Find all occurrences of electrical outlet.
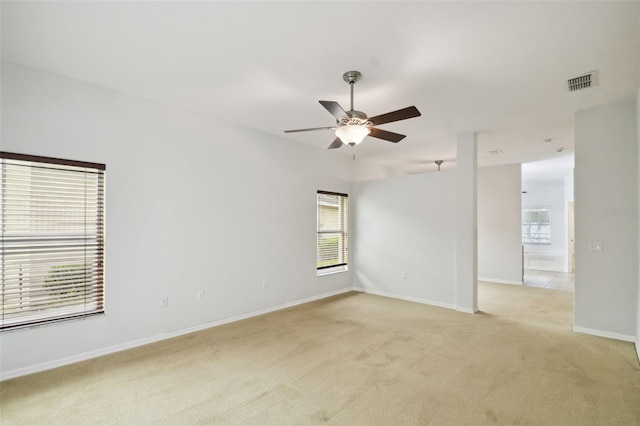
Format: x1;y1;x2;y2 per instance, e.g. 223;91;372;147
588;242;602;252
160;297;168;308
197;290;204;301
262;280;268;289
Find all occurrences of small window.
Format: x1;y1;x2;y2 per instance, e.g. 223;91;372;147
522;207;551;245
317;191;348;274
1;152;106;331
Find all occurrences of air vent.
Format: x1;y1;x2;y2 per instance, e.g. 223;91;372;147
568;71;597;92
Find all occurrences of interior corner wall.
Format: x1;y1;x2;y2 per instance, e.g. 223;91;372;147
0;62;366;379
352;172;457;308
477;164;523;284
574;98;639;341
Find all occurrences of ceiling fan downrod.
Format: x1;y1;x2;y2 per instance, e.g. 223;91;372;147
343;71;362;114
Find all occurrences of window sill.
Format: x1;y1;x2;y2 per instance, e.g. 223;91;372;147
317;265;348;276
1;311;105;333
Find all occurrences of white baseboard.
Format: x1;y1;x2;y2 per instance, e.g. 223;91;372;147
636;343;640;366
572;326;636;343
478;277;523;286
456;306;479;314
353;287;456;310
0;287;354;381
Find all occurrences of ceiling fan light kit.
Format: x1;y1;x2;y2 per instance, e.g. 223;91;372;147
335;124;371;146
285;71;421;149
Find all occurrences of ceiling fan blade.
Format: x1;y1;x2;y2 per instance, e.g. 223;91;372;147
368;128;406;143
368;106;421;126
284;126;334;133
327;138;343;149
319;101;349;121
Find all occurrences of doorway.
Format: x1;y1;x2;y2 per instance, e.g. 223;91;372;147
521;157;575;291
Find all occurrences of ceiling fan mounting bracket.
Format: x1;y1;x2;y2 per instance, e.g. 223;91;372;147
343;71;362;85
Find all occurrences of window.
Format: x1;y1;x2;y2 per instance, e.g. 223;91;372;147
522;207;551;245
1;152;106;331
317;191;348;273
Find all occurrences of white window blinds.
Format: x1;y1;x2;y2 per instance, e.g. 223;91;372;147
1;152;106;331
317;191;348;271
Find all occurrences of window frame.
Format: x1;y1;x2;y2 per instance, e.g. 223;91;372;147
316;190;349;275
1;152;106;331
522;206;551;245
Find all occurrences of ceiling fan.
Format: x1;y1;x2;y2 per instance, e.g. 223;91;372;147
411;157;457;172
284;71;421;149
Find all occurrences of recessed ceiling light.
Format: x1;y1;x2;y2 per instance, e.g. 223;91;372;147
556;147;565;153
489;149;504;155
543;138;552;144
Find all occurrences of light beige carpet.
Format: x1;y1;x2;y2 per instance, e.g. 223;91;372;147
1;282;639;425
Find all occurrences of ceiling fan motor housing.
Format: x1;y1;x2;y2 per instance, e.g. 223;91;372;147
347;110;367;120
338;110;369;126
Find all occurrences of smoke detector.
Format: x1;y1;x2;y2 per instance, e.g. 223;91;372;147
568;71;598;92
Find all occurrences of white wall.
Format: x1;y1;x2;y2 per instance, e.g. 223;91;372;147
352;171;457;308
477;164;523;284
637;86;640;361
0;63;389;378
456;133;478;313
564;174;574;203
521;179;567;271
574;99;639;341
564;173;575;273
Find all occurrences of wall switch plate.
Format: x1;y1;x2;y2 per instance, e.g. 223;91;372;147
197;290;204;301
402;272;408;280
262;280;268;289
160;297;168;308
588;242;602;252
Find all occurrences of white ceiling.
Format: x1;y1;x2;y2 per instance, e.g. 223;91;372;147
522;155;575;185
2;1;638;174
